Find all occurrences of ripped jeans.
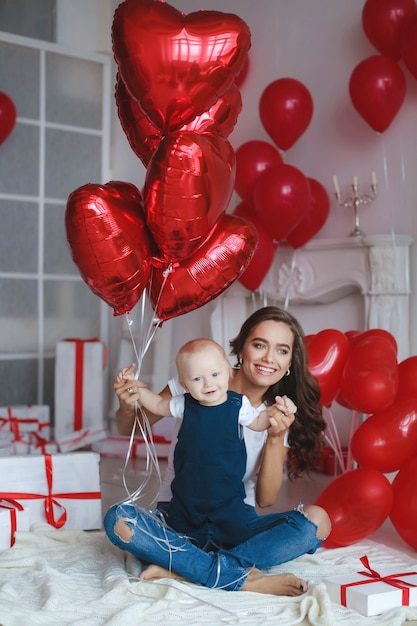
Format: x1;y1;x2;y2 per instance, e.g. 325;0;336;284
103;501;322;591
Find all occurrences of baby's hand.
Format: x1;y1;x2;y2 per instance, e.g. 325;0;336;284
274;395;297;417
115;363;136;384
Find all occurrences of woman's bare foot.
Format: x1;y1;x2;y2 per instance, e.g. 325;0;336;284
139;564;186;582
242;568;307;596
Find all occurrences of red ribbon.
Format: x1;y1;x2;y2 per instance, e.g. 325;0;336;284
340;555;417;607
0;499;24;547
0;455;101;529
30;432;55;454
64;338;101;432
0;408;38;441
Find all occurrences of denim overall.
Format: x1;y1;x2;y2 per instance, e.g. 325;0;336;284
168;391;250;549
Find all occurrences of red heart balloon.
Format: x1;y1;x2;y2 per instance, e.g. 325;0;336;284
112;0;251;133
253;163;310;241
350;396;417;473
306;329;350;407
315;468;393;548
144;131;235;263
232;202;277;292
390;456;417;550
116;75;242;167
338;333;398;413
148;214;258;322
259;78;313;151
349;54;407;133
286;177;330;249
115;74;162;168
362;0;417;61
0;91;17;145
65;181;153;316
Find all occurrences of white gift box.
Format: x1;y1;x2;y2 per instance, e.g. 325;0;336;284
55;339;107;450
0;500;30;550
323;557;417;616
92;434;171;459
0;405;49;439
29;432;58;455
57;427;107;453
0;452;102;531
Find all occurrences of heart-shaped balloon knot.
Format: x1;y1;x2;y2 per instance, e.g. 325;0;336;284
162;264;174;278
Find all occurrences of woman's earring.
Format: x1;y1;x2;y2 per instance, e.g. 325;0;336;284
285;368;291;377
236;357;243;369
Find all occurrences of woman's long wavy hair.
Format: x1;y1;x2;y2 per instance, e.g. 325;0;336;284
229;306;326;479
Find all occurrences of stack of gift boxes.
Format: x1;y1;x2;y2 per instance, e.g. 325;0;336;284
0;338;108;551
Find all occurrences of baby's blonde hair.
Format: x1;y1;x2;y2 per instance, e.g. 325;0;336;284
176;338;231;385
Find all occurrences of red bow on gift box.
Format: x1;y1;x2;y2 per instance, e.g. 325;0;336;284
340;555;417;607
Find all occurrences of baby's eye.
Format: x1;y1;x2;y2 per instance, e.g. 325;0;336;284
193;376;201;382
212;372;220;378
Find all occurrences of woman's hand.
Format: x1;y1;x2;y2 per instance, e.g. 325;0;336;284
114;363;146;434
114;363;147;406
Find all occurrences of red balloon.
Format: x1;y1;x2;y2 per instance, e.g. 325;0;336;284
350;328;398;353
116;74;242;167
144;131;235;263
390;456;417;550
234;140;283;207
234;54;250;87
0;91;17;145
362;0;417;60
315;468;393;548
349;55;407;133
398;355;417;398
350;396;417;472
253;163;310;241
307;329;350;407
112;0;251;133
259;78;313;151
401;14;417;81
232;202;277;291
286;178;330;249
338;333;398;413
65;181;153;316
115;74;161;168
148;214;258;322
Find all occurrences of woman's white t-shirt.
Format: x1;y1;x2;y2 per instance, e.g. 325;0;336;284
157;378;290;508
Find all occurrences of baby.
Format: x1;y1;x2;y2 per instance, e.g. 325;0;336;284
119;338;290;548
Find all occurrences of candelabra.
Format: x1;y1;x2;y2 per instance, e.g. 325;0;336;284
332;172;378;237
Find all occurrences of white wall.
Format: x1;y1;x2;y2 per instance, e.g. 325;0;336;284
57;1;417;397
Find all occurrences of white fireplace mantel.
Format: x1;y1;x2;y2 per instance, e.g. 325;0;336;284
211;234;413;363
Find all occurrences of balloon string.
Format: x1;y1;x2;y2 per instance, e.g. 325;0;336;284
283;249;297;310
121;289;166;506
323;406;346;474
346;410;360;472
379;132;397;246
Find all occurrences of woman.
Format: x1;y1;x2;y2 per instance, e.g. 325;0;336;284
104;306;331;596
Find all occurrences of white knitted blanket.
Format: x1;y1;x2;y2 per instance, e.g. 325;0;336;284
0;527;416;626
